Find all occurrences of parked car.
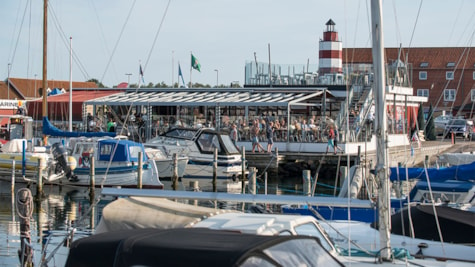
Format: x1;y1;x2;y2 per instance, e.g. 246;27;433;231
434;115;453;136
442;119;473;139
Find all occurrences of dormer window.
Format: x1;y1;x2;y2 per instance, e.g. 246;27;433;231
446;71;454;80
447;62;455;68
419;62;429;68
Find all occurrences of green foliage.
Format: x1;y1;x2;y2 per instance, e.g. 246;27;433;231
417;102;425;131
87;78;106;88
425;104;436;140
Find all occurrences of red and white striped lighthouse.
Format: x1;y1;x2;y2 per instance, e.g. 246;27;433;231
318;19;342;75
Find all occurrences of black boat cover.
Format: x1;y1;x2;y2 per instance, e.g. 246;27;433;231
65;227;343;267
373;205;475;244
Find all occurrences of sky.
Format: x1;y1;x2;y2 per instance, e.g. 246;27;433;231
1;0;474;88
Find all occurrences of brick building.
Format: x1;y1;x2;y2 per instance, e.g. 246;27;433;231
343;47;475;118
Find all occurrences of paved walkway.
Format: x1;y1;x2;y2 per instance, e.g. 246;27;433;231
389;139;475;166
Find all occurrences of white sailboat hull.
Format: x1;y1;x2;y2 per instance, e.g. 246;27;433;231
322;220;475;263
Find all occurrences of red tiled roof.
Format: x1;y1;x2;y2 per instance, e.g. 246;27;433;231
0;81;23;99
27;90;122;121
343;47;475;69
7;78;98;100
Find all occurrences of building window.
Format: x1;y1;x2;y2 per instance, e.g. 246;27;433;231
471;89;475;101
444;89;456;101
446;71;454;80
446;62;455;68
473;71;475;80
417;89;429;97
419;71;427;80
419;62;429;68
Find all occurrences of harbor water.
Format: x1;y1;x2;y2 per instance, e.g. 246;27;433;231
0;172;337;266
0;180;108;266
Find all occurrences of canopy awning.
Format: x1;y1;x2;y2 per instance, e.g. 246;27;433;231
85;88;337;108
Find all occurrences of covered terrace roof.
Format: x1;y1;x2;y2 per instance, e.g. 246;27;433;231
85;88;337;108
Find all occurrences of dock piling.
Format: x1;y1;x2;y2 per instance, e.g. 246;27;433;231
213;148;218;192
172;153;178;190
137;151;142;189
36;158;43;198
241;148;246;193
303;170;311;196
89;156;95;188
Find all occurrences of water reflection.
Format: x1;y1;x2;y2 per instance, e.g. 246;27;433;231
0;180;111;266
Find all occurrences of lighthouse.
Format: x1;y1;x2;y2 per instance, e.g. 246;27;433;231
318;19;343;77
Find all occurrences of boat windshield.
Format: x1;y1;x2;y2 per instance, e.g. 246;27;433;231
164;128;197;140
197;133;221;153
221;135;240;154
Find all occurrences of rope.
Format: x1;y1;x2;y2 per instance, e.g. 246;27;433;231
16;188;34;267
16;188;34;219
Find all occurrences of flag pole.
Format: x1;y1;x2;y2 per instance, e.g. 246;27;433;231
190;51;193;88
172;50;175;88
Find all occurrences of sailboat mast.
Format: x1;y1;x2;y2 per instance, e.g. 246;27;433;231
42;0;49;145
371;0;391;261
42;0;48;118
69;37;73;132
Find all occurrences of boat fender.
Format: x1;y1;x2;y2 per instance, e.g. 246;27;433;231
68;156;77;171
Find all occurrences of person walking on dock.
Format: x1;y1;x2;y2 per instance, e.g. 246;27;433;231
266;121;275;153
325;124;336;154
333;125;343;153
230;123;238;147
251;119;264;153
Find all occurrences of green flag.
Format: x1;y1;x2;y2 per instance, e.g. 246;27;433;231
191;54;201;72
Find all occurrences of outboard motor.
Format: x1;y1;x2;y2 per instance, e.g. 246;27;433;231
52;142;76;180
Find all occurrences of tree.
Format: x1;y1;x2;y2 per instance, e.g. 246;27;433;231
87;78;106;88
417;102;425;132
425;104;436;140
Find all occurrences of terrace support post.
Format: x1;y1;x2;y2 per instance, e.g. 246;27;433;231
137;151;143;189
11;160;15;195
90;156;95;189
213;148;218;192
248;167;257;196
172;153;178;190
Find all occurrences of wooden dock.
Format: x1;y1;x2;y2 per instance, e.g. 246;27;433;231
244;140;461;183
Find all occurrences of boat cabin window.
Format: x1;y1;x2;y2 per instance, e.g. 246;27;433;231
99;143;113;156
197;133;221;153
76;143;94;155
420;192;462;203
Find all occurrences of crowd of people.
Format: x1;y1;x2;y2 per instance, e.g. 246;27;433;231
84;110;345;148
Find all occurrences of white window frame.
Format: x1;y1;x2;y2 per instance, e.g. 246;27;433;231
419;71;427;80
473;71;475;80
446;71;454;80
444;89;456;101
471;89;475;101
417;89;429;97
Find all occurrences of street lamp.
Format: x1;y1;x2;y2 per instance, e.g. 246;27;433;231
125;73;132;88
214;69;218;88
34;74;38;98
7;63;11;99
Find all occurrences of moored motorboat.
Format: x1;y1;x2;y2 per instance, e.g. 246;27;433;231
144;147;188;180
49;137;163;189
144;127;246;191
